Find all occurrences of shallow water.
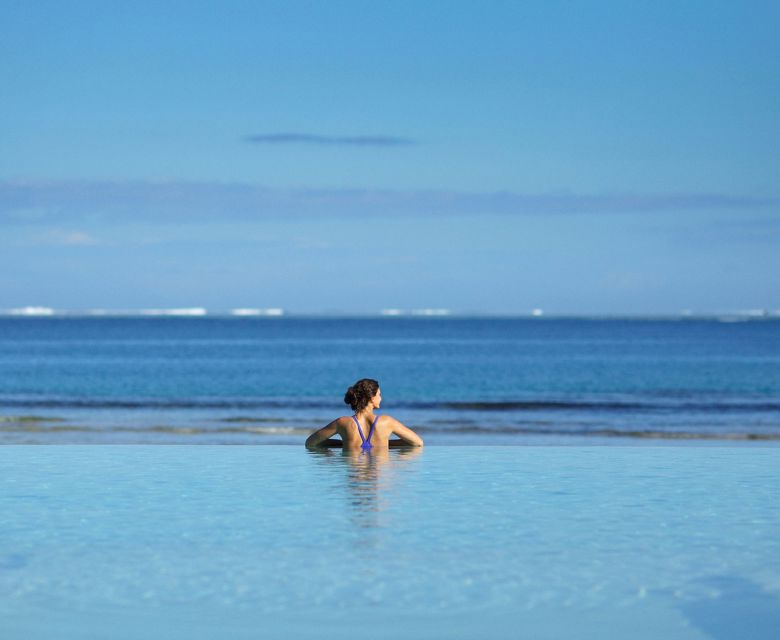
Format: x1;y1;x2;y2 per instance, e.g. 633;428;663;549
1;445;778;639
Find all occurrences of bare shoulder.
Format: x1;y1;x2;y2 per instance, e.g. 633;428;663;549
320;416;353;434
381;414;423;446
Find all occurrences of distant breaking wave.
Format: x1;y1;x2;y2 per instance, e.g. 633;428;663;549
2;396;780;413
434;424;780;440
0;397;315;410
0;417;777;441
434;400;780;412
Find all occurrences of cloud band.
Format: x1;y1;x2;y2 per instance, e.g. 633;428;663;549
1;180;775;224
243;133;415;146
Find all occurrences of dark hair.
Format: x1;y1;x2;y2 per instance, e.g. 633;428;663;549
344;378;379;412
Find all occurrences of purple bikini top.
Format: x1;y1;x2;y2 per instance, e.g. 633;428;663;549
352;414;378;450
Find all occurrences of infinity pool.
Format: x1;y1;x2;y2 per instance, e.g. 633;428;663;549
1;446;778;639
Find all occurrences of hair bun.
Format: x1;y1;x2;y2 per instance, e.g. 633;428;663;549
343;379;379;412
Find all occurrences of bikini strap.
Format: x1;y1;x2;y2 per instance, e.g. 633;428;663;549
367;415;379;441
351;415;367;444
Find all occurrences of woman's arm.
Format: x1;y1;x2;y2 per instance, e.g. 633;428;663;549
305;420;339;448
387;417;424;447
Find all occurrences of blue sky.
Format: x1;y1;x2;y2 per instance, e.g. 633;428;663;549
1;0;778;313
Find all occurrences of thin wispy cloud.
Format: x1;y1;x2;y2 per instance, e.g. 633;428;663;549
243;133;416;146
9;228;101;247
0;180;775;225
46;229;99;246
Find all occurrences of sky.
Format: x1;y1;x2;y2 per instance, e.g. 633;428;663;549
1;0;779;314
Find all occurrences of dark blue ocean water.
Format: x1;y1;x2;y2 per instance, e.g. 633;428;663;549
1;317;779;444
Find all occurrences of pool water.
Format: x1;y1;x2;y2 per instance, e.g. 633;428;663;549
1;446;778;639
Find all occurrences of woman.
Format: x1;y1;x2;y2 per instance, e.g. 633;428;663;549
305;378;424;450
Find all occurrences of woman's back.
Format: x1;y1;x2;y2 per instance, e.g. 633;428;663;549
305;378;423;450
333;414;406;451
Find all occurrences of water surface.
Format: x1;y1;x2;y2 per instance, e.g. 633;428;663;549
1;317;779;444
1;445;778;639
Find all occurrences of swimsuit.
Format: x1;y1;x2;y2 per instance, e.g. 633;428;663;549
352;414;378;451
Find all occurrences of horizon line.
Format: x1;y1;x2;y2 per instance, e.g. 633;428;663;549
1;307;778;320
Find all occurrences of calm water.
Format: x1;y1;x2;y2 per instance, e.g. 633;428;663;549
1;446;778;639
1;317;779;444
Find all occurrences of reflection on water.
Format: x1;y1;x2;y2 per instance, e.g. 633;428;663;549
306;446;422;533
680;575;780;640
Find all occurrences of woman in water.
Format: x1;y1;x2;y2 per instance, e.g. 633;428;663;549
305;378;424;450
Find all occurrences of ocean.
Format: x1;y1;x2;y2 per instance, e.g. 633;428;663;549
3;318;780;638
1;316;779;444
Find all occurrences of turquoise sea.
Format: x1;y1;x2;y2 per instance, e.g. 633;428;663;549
2;317;779;638
1;316;779;444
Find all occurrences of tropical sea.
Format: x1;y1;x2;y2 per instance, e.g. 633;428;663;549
3;316;780;639
1;316;779;445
